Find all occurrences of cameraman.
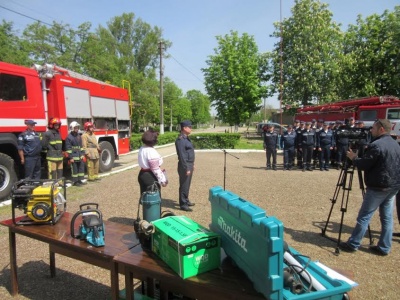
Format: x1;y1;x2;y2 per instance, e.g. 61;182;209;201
339;119;400;256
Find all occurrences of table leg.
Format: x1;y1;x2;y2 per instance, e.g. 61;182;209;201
110;261;120;300
49;245;56;277
8;230;18;295
125;270;134;300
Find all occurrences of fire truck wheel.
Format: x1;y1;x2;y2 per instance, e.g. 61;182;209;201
0;153;17;201
99;141;115;173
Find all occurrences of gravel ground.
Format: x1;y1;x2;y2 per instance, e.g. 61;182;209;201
0;143;399;299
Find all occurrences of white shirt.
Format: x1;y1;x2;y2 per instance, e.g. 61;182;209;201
138;146;167;184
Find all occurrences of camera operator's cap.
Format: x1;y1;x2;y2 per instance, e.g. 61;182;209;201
24;119;37;125
180;120;192;128
305;121;312;125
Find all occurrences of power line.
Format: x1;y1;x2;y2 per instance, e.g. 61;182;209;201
0;4;53;27
167;52;204;84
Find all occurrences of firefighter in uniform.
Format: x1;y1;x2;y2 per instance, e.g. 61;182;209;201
82;122;101;181
263;124;279;170
312;119;324;169
175;120;195;212
280;124;296;170
42;117;63;179
295;121;305;169
66;121;86;186
317;122;335;171
17;119;42;180
299;122;316;171
335;121;349;169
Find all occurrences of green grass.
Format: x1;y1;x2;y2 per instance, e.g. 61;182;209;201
236;137;264;150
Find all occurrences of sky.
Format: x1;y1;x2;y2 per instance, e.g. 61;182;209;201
1;0;398;109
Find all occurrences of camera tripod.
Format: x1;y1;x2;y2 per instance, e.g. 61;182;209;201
321;160;373;254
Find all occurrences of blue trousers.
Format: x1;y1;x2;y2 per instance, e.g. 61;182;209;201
24;156;41;180
347;187;399;254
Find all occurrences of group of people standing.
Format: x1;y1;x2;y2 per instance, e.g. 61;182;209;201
137;120;196;212
17;118;101;186
263;117;369;172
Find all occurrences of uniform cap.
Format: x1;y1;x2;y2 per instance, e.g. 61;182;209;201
318;119;324;123
335;120;341;124
287;124;293;128
295;120;300;123
300;121;305;124
180;120;192;128
329;122;335;125
305;121;312;125
25;119;37;125
323;122;329;126
311;119;316;122
349;117;354;120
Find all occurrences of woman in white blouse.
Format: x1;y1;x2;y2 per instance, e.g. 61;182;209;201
137;130;168;194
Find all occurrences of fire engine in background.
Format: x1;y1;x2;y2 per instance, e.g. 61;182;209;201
0;61;132;201
294;95;400;141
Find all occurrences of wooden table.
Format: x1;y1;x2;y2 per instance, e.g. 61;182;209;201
0;212;140;300
115;243;266;300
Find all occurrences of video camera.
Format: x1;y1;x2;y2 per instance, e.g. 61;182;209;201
336;125;371;162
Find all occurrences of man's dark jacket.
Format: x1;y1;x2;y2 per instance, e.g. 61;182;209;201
353;134;400;189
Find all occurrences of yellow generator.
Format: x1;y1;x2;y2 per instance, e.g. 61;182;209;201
11;179;67;225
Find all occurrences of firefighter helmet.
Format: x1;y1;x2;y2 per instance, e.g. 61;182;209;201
69;121;80;131
84;122;94;130
48;117;61;128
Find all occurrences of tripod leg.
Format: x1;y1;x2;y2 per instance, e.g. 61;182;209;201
322;168;346;237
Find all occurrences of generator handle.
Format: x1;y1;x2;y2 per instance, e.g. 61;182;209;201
79;202;99;210
70;208;103;239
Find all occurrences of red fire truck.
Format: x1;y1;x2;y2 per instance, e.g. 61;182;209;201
294;95;400;140
0;61;132;200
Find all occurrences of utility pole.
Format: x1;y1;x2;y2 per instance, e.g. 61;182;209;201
159;41;164;134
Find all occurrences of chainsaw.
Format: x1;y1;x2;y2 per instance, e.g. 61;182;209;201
70;203;105;247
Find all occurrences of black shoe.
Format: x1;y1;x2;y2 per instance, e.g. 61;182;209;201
78;180;87;185
180;206;193;212
393;232;400;237
320;168;323;171
307;168;313;171
94;178;101;181
73;181;82;187
302;168;306;172
325;168;329;171
187;201;195;207
369;245;388;256
338;242;357;253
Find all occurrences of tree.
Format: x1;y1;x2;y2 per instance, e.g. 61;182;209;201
0;20;29;65
202;31;263;126
340;7;400;98
268;0;344;108
186;90;211;126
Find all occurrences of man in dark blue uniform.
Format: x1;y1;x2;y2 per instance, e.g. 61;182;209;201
295;121;305;169
335;121;349;169
18;119;42;180
299;122;316;171
317;122;335;171
175;120;195;211
263;124;279;170
281;125;296;170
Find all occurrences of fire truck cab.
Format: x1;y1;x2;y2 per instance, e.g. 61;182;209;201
0;61;131;201
294;96;400;142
